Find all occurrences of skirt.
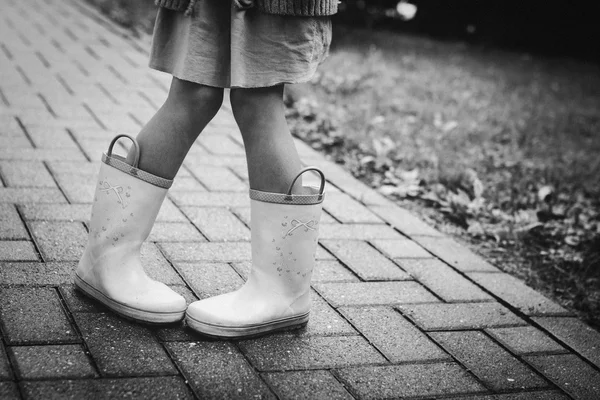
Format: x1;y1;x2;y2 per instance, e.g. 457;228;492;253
148;1;332;88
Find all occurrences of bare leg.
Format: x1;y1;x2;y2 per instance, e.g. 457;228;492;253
127;77;224;179
230;85;303;193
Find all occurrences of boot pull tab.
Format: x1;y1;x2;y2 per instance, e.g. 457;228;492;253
285;167;326;201
107;134;140;172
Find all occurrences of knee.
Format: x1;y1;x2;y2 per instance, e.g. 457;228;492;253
230;86;283;122
167;78;224;117
230;88;254;119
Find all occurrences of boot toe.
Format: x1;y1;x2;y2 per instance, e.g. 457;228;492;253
185;297;229;325
142;282;187;313
185;297;310;338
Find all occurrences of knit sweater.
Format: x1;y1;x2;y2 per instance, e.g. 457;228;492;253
155;0;338;17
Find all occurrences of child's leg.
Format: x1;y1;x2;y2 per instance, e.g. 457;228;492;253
230;85;303;193
127;77;224;179
77;78;224;324
185;85;325;337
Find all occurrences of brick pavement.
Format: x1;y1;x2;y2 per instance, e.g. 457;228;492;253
1;0;600;399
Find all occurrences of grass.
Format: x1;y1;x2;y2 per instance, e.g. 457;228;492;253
288;25;600;326
85;1;600;327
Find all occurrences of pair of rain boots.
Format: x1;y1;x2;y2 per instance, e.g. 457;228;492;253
75;134;325;338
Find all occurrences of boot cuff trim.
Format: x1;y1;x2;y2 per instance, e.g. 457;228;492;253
250;188;324;205
102;154;173;189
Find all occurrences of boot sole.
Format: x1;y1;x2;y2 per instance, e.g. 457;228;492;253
74;274;185;324
185;311;310;339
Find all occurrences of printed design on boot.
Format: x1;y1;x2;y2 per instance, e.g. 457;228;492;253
99;179;130;209
273;215;317;278
283;219;318;238
273;248;304;277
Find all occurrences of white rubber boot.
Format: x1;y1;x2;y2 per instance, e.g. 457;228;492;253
75;134;186;324
186;167;325;338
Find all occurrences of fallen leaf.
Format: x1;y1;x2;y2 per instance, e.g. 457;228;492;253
565;236;580;246
538;185;554;202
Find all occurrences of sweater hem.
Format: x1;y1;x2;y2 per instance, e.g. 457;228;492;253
155;0;338;16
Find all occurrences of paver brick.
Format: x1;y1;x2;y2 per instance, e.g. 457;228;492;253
0;204;29;239
19;203;92;222
0;187;66;203
449;391;569;400
314;163;394;207
315;243;336;260
262;370;353;400
414;236;500;272
74;312;177;377
430;331;548;391
188;165;246;192
169;175;207;192
53;172;96;203
0;136;32;149
315;281;438;307
147;221;205;242
90;111;142;133
0;240;39;261
396;258;493;302
153;324;199;343
335;363;487;399
486;326;567;355
323;192;383;223
305;292;357;336
369;205;444;236
160;242;251;262
229;206;250;226
29;221;87;261
156;198;188;222
0;287;78;344
181;207;250;242
20;377;194;400
340;306;450;362
174;262;244;299
0;382;19;400
0;261;75;285
533;317;600;367
57;125;108;141
318;223;402;240
239;335;386;371
399;302;525;331
0;160;57;187
322;240;410;281
370;238;433;258
140;243;186;285
469;273;570;316
198;134;245;156
0;342;11;380
0;148;87;162
310;260;359;282
59;285;106;313
9;344;96;379
20;125;79;149
302;169;334;191
167;341;274;399
46;161;98;178
184;154;246;169
524;354;600;400
0;115;25;137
